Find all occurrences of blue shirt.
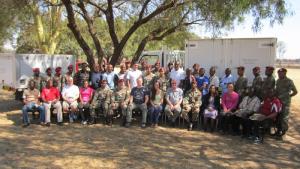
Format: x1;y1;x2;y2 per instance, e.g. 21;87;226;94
196;75;209;95
131;86;149;104
103;71;117;90
91;72;102;89
220;74;235;94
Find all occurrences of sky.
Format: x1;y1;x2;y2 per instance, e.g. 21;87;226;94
193;0;300;59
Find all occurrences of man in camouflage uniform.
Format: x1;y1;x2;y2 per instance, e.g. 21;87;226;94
152;61;161;77
31;68;43;92
275;68;298;138
235;66;248;98
252;67;263;99
53;67;63;91
90;79;112;124
154;67;169;94
110;79;130;126
63;64;74;87
143;64;155;90
74;62;90;88
262;66;276;99
182;80;202;131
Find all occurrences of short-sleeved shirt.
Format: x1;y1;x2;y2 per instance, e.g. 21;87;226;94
150;90;164;105
220;74;235;94
23;88;40;103
41;87;60;102
91;71;103;89
80;87;94;103
196;75;209;95
126;69;142;88
169;69;185;87
103;71;117;90
261;97;282;120
62;84;80;100
276;77;297;105
166;88;183;105
130;86;148;104
209;75;220;88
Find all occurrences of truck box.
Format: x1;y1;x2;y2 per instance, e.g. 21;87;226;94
185;38;277;83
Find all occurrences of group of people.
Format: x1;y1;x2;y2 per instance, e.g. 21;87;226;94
21;60;298;143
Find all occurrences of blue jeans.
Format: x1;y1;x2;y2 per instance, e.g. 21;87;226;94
149;105;163;124
22;102;45;124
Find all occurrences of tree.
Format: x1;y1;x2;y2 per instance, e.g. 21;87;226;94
59;0;289;68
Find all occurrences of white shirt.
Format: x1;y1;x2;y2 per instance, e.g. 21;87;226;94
170;68;185;87
126;69;142;88
62;84;80;100
209;75;220;88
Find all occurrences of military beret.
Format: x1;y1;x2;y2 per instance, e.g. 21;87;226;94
55;67;62;72
266;66;275;71
32;68;40;72
277;68;287;73
68;64;73;69
46;67;52;71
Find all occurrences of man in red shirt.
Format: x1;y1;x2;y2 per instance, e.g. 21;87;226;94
41;80;63;126
246;89;282;143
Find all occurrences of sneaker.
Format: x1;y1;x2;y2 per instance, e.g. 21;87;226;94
188;123;193;131
81;121;87;125
45;122;51;127
253;137;263;144
141;123;146;129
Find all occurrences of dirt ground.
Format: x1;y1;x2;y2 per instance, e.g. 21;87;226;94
0;69;300;169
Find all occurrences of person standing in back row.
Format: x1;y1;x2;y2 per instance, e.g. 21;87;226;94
252;67;263;99
126;62;142;89
275;68;298;138
74;62;90;88
234;66;248;99
220;68;235;94
262;66;276;99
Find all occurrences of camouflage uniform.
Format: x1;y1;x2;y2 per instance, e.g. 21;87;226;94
91;86;112;118
53;75;63;91
143;73;155;90
252;75;263;99
155;75;170;94
234;76;248;97
74;71;90;88
276;77;297;134
262;76;276;98
182;88;202;123
110;86;130;117
31;76;43;92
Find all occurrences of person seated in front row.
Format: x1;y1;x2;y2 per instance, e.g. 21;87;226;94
182;80;202;131
110;79;130;126
78;80;94;125
22;79;45;127
127;78;149;128
232;87;261;137
90;79;112;125
165;79;183;127
41;79;63;126
218;83;239;134
148;80;164;128
61;77;80;123
244;89;282;143
202;85;221;132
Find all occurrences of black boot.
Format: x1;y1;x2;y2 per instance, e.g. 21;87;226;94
88;117;96;125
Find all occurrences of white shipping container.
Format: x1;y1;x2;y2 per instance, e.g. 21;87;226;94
185;38;277;84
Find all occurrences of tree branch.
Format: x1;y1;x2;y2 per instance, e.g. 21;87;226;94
106;0;119;47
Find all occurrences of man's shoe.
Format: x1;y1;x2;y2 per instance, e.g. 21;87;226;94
141;123;146;129
125;122;131;128
46;122;51;127
57;122;63;126
22;123;30;128
81;121;87;125
188;123;193;131
253;137;263;144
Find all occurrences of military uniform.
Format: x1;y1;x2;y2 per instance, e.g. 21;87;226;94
110;86;130;118
182;88;202;123
53;75;63;91
276;77;297;134
91;86;112;118
252;75;263;99
143;73;155;90
74;71;90;87
155;75;170;93
31;76;43;92
235;76;248;97
262;76;275;98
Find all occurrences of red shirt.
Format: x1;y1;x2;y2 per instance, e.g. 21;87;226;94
80;87;94;103
261;97;282;120
41;87;60;102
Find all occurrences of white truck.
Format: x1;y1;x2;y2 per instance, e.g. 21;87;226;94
0;53;76;99
185;38;277;83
